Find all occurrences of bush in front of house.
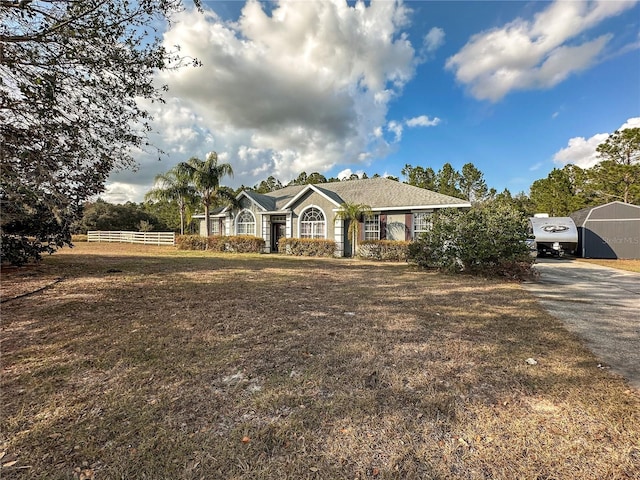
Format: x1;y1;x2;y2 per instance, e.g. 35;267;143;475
408;203;535;279
358;240;410;261
176;235;209;250
176;235;264;253
224;235;265;253
279;238;336;257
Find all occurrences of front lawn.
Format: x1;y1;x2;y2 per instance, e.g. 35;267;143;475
1;243;638;479
576;258;640;273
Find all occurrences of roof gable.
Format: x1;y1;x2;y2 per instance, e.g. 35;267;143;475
281;184;343;209
237;190;274;211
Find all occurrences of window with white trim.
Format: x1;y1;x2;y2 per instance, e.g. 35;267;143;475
413;212;432;237
364;214;380;241
209;219;220;235
236;210;256;236
300;207;325;239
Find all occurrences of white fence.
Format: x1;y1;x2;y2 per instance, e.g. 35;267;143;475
87;231;175;246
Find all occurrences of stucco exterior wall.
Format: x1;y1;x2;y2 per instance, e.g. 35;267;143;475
290;190;337;239
385;213;408;241
198;217;225;236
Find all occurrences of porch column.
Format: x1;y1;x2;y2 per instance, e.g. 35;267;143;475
225;213;233;236
334;218;344;257
262;215;271;253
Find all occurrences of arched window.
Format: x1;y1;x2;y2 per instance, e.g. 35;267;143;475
236;210;256;236
300;207;325;239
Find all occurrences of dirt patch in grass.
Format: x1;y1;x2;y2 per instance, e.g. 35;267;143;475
2;243;639;479
576;258;640;273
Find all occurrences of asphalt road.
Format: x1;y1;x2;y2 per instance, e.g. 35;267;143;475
522;258;640;390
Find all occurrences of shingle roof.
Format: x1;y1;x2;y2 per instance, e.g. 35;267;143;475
258;177;470;210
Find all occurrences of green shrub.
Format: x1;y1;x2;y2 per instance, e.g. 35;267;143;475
206;236;227;252
176;235;264;253
408;203;535;279
358;240;410;261
71;234;88;242
279;238;336;257
224;235;265;253
176;235;209;250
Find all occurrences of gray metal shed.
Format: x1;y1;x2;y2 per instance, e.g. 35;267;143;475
570;202;640;259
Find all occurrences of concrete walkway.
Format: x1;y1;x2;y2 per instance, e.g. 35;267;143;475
522;258;640;390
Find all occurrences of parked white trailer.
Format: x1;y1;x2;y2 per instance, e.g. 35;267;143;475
528;216;578;257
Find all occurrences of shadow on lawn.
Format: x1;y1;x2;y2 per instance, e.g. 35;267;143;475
1;254;638;479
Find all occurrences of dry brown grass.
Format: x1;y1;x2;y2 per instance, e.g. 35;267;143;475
576;258;640;273
2;243;639;479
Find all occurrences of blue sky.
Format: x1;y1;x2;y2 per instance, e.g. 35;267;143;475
104;0;640;203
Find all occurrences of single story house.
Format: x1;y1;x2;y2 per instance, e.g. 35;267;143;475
570;201;640;259
194;177;471;256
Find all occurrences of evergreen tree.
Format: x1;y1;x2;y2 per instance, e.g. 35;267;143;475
436;163;462;198
459;163;488;203
401;164;436;190
593;127;640;204
529;166;589;216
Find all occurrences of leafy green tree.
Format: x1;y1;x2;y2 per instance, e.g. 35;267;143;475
593;127;640;204
335;202;373;257
75;200;166;233
145;167;198;235
144;199;187;233
401;164;437;190
307;172;328;184
254;176;283;193
0;0;200;264
408;203;533;278
488;188;535;216
176;152;234;237
287;171;329;186
288;172;308;186
436;163;462;198
459;163;488;203
529;165;590;216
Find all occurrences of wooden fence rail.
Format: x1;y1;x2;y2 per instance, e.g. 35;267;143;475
87;231;175;246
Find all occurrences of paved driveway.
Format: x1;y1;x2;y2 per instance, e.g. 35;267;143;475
522;258;640;390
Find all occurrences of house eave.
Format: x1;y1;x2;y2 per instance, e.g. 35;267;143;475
192;213;228;219
331;203;471;212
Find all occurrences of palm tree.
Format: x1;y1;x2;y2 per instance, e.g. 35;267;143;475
335;202;373;257
176;152;234;237
145;166;197;235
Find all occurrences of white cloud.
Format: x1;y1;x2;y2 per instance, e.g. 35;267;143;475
337;168;365;180
106;0;419;202
100;182;145;204
446;0;637;101
406;115;441;127
529;161;545;172
387;120;403;142
422;27;445;55
553;117;640;168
